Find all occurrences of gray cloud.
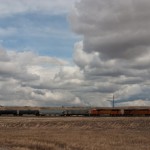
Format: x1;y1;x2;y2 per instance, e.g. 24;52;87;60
0;48;83;106
70;0;150;60
1;0;150;107
69;0;150;106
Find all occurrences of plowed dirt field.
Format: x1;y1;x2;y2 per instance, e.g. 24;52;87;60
0;117;150;150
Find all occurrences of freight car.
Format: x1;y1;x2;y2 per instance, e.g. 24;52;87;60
0;110;18;116
39;110;64;116
89;109;123;116
63;109;89;116
18;110;39;116
0;110;39;116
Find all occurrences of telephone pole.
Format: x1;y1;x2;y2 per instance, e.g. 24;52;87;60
113;94;115;108
107;94;115;108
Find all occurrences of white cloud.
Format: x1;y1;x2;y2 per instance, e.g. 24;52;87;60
0;0;78;18
1;0;150;107
0;48;76;106
0;47;116;107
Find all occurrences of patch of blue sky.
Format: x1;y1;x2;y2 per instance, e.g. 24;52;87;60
2;36;77;59
0;13;68;30
0;13;81;59
116;94;150;104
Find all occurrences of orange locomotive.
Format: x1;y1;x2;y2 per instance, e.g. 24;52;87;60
89;109;123;116
124;109;150;116
89;108;150;116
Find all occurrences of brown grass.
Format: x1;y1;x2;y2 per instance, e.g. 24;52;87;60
0;117;150;150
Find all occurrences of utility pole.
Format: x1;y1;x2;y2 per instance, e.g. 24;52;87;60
113;94;115;108
107;94;115;108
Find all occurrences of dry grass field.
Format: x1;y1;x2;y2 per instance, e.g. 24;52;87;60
0;117;150;150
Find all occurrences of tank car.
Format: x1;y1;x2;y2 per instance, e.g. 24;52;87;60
39;110;64;116
64;109;89;116
0;110;18;116
18;110;39;116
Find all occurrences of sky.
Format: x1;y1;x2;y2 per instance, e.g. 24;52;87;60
0;0;150;107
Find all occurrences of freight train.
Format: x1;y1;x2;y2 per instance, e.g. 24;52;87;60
0;108;150;117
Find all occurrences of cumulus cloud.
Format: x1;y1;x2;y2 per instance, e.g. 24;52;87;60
69;0;150;106
1;0;150;107
0;47;114;107
70;0;150;60
0;48;81;106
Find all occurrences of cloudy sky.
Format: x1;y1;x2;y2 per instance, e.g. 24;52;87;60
0;0;150;107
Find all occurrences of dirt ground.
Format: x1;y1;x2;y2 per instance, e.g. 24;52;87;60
0;117;150;150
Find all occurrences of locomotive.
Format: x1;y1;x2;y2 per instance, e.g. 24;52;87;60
89;108;150;116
